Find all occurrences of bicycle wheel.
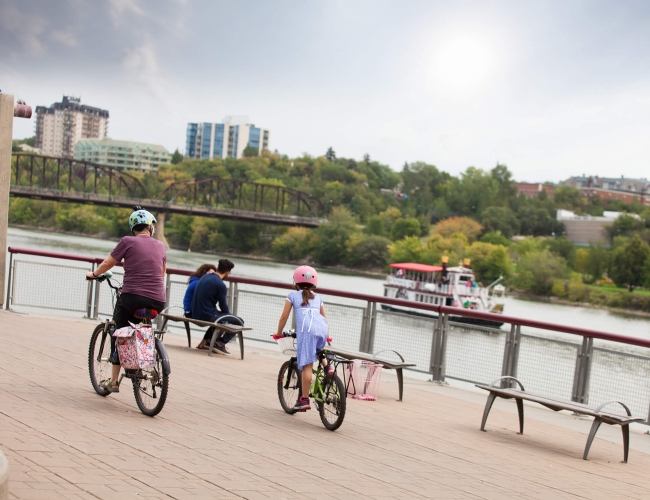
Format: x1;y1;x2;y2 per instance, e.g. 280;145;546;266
88;323;113;397
277;360;301;414
133;341;169;417
318;374;346;431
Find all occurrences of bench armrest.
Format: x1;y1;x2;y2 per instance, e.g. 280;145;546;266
594;400;632;417
372;349;405;363
488;376;526;391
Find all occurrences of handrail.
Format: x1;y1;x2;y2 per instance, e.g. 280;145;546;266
7;246;650;350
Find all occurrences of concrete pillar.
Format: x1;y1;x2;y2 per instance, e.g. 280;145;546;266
0;93;15;308
0;448;8;500
155;211;170;250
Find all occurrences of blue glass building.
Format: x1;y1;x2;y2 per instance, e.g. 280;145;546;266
185;116;269;159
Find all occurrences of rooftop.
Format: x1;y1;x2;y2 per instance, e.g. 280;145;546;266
74;137;169;154
2;311;650;499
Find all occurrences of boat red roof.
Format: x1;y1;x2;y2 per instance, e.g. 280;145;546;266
390;263;443;273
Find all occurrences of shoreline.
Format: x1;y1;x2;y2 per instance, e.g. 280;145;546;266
507;289;650;319
8;224;386;279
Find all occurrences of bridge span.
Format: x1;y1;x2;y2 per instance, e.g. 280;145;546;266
10;153;326;233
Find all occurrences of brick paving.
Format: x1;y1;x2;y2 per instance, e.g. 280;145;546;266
1;310;650;499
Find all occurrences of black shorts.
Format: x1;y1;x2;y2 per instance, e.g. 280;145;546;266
114;293;166;329
111;293;165;365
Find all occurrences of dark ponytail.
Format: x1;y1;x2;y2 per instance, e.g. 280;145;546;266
297;283;315;306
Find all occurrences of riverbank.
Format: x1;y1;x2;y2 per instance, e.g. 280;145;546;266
8;224;386;279
508;288;650;318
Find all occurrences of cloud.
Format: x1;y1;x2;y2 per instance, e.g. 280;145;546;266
49;29;78;47
0;3;48;56
107;0;145;26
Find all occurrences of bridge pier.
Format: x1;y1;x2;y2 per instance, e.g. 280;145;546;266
155;211;170;250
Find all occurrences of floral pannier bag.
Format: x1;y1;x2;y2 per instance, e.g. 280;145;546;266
113;322;155;370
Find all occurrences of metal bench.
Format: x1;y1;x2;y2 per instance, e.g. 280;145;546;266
325;346;415;402
160;313;251;360
476;376;644;463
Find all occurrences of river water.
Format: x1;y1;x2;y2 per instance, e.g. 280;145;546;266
7;227;650;346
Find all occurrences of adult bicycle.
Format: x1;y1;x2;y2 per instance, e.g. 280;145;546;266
276;332;351;431
87;272;171;417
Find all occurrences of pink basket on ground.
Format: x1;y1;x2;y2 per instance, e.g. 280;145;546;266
113;322;155;371
345;360;383;401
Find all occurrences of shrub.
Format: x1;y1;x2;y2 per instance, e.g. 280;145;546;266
514;249;568;295
271;227;314;261
390;218;421;241
349;235;391;269
433;216;482;242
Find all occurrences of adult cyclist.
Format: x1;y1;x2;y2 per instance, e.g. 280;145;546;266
85;207;167;393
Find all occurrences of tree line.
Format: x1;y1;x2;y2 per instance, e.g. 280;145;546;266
9;147;650;311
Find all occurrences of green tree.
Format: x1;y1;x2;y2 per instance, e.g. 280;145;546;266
553;185;583;209
348;235;391;269
465;242;511;283
365;216;385;236
390;217;420;241
480;231;510;246
313;206;356;265
608;234;650;291
433;217;482;242
514;249;568;295
481;206;520;238
325;147;336;162
585;242;608;280
171;149;184;164
389;236;426;263
271;227;314;261
446;167;499;217
243;145;259;157
543;237;577;268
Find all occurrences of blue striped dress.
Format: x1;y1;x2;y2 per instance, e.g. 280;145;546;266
287;290;329;369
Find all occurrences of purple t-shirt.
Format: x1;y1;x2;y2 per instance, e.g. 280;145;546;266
110;236;167;302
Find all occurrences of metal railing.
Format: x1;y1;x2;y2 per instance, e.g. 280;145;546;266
6;246;650;424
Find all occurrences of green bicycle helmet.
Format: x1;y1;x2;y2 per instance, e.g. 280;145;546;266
128;206;157;233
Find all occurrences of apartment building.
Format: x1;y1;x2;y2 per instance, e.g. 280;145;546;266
73;138;170;172
515;183;555;198
562;175;650;206
34;96;109;157
185;116;270;160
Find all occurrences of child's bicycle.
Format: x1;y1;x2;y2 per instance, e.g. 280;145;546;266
275;331;351;431
87;272;171;417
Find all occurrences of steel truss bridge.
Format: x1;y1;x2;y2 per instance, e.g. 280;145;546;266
9;154;325;227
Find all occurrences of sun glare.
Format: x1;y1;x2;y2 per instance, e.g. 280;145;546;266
432;36;496;91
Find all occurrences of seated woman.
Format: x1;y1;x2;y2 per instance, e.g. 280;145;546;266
183;263;217;318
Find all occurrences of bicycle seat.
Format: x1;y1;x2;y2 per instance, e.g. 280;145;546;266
134;308;158;320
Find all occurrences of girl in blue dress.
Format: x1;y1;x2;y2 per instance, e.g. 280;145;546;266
274;266;331;411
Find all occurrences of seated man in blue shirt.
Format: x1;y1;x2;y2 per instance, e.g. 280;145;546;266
192;259;243;355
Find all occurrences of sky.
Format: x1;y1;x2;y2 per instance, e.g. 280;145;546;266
2;0;650;183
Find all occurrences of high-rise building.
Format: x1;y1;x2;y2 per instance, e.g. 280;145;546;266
185;116;269;160
34;96;109;157
73;138;170;172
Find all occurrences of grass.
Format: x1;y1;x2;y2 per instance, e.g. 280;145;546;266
584;283;650;297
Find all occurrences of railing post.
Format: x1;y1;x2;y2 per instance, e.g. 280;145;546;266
93;279;101;320
366;302;377;354
157;274;172;330
232;282;239;316
4;251;13;310
85;263;95;319
499;324;521;388
359;301;372;353
572;336;593;404
430;312;448;382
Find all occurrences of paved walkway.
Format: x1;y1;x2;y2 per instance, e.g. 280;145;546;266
1;311;650;499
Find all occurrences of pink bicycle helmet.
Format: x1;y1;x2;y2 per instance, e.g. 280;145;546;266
293;265;318;287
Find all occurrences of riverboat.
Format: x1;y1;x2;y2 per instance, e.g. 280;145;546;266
382;262;505;327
